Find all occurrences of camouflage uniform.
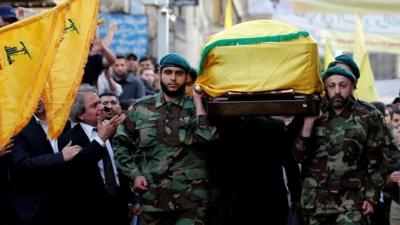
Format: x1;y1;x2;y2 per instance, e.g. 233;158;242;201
294;98;399;225
113;92;217;225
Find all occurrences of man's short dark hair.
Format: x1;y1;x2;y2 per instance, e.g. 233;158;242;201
393;107;400;116
393;97;400;105
138;56;153;63
139;56;159;72
116;54;126;60
99;92;120;103
126;53;137;61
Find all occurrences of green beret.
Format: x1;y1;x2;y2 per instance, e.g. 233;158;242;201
188;67;197;81
159;53;191;73
322;66;356;84
327;54;360;79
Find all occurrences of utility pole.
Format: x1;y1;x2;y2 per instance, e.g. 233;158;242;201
142;0;170;60
157;1;170;60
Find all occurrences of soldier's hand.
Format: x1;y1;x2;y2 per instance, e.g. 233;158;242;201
61;141;82;161
132;176;148;192
192;85;207;116
301;115;320;137
362;200;374;216
389;171;400;184
0;140;13;158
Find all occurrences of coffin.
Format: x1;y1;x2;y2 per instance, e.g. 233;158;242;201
195;20;323;116
206;90;320;116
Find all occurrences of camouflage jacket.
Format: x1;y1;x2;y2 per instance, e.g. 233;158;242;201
113;92;217;212
294;98;399;216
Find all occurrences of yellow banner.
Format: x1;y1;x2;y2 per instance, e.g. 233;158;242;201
224;0;233;29
0;3;68;148
324;40;334;70
289;0;400;13
353;14;379;102
45;0;99;139
320;30;400;54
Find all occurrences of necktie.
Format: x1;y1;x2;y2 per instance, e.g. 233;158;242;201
93;128;118;195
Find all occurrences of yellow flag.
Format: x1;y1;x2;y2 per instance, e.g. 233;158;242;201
287;0;400;13
44;0;99;139
353;14;379;102
0;3;68;148
224;0;233;29
324;40;334;70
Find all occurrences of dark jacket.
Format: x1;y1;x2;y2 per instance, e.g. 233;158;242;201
116;75;145;102
212;116;300;225
8;118;68;225
58;124;129;225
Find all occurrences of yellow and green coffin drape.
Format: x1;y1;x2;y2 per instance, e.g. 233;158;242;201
196;20;323;97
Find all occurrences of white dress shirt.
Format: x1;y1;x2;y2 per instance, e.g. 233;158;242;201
34;115;59;153
80;122;120;186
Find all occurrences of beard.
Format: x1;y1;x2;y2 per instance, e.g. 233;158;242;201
161;81;186;97
328;94;349;109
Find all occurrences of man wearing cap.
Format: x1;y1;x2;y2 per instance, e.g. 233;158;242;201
293;66;399;225
185;67;197;96
0;4;17;27
328;54;360;81
113;53;217;225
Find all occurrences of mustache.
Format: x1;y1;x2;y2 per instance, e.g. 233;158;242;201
330;94;344;100
328;94;344;105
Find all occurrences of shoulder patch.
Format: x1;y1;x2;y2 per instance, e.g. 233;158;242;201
356;100;382;119
130;94;157;113
135;95;154;104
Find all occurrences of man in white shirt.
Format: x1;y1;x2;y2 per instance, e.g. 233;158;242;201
58;84;128;225
8;97;82;225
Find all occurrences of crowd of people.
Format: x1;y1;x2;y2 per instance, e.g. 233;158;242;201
2;3;400;225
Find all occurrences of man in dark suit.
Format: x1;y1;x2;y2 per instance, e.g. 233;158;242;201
58;84;128;225
8;98;82;225
212;116;301;225
0;140;14;225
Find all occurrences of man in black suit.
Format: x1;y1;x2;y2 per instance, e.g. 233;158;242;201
8;98;82;225
0;140;14;225
212;116;301;225
58;84;128;225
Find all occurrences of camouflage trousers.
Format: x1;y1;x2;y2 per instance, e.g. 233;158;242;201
303;210;366;225
142;207;206;225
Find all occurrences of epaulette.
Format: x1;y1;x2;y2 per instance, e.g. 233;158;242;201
356;100;382;118
135;94;154;104
357;100;378;111
130;94;157;112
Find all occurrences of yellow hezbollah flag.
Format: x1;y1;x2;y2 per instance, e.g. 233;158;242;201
287;0;400;13
45;0;99;139
353;14;378;102
196;20;323;97
224;0;233;29
324;40;334;70
0;3;68;148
